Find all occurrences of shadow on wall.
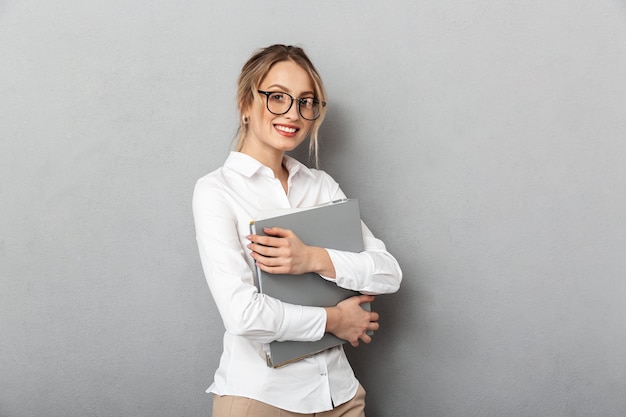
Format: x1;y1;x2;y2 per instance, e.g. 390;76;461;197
292;103;421;414
288;102;351;170
344;270;420;414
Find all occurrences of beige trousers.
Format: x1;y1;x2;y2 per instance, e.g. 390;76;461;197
212;384;366;417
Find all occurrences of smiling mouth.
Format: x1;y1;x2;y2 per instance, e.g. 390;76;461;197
274;124;299;134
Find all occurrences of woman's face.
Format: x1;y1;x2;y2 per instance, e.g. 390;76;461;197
242;60;315;159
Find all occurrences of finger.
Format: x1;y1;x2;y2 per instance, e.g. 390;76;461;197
254;254;283;268
358;294;376;304
345;294;371;305
263;227;292;238
369;311;380;322
249;234;284;248
256;263;288;275
250;250;280;267
250;240;292;259
360;333;372;344
248;242;276;257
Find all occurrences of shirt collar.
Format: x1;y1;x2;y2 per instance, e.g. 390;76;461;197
224;152;316;179
283;154;316;179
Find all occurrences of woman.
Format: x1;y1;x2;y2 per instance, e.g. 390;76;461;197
193;44;402;417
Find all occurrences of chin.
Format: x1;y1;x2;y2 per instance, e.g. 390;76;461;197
277;138;306;152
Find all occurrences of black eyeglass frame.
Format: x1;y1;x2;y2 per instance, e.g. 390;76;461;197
257;90;327;121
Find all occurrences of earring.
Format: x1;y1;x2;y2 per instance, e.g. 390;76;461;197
242;115;249;125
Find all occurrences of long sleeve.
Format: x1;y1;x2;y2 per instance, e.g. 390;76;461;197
193;179;326;344
325;221;402;294
322;186;403;295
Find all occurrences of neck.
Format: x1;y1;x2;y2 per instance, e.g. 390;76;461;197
265;155;287;179
240;147;287;179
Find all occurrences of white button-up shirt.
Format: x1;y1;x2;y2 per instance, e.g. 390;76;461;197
193;152;402;413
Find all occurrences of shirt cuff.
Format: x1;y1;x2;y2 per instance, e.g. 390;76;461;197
324;249;375;291
276;303;326;342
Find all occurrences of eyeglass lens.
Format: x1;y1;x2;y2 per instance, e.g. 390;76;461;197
264;92;320;120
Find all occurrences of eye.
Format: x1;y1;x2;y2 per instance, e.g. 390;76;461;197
269;92;288;103
299;98;316;109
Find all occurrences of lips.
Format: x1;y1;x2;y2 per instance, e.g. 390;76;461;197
274;124;299;137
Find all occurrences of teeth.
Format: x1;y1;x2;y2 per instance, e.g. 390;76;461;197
276;125;297;133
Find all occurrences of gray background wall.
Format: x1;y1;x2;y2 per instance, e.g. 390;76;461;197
2;1;625;416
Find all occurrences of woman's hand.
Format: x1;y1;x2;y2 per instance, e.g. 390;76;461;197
247;227;336;277
325;295;379;347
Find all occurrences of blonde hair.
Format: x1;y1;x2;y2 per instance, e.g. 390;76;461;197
235;44;327;167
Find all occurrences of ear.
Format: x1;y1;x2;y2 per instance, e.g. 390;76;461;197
240;99;251;126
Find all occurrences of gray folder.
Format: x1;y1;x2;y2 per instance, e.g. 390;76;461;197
250;199;366;368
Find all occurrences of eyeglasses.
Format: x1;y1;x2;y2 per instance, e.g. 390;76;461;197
257;90;326;121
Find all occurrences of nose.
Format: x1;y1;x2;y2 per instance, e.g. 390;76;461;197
284;100;300;120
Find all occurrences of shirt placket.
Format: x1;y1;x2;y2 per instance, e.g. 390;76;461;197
271;175;292;207
255;167;292;209
315;354;333;407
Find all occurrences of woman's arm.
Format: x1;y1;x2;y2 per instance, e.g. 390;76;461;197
324;220;403;295
247;227;336;277
193;181;326;344
324;295;380;347
247;218;402;295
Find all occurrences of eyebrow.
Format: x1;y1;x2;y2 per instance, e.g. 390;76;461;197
264;84;315;97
